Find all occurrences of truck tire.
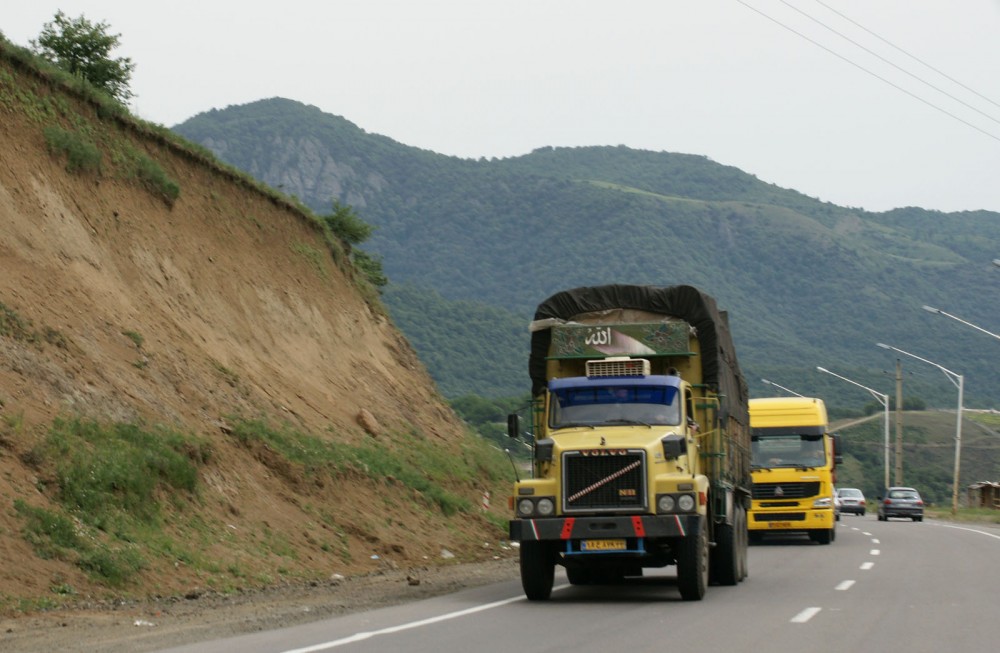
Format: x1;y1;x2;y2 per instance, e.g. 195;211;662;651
711;505;749;586
520;541;555;600
736;505;749;581
809;528;833;545
710;520;738;586
677;517;708;600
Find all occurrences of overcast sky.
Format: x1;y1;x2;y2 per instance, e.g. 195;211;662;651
4;1;1000;213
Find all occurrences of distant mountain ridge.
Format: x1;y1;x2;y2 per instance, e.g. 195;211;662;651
174;98;1000;406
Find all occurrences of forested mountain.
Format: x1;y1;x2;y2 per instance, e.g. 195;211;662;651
174;98;1000;408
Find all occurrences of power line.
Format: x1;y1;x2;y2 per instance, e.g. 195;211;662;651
780;0;1000;127
735;0;1000;143
813;0;1000;113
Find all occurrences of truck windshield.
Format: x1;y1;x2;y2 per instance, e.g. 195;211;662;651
751;433;826;468
550;384;680;428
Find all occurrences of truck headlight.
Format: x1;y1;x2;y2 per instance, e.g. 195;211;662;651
813;496;832;509
658;495;676;512
677;494;696;512
516;497;556;517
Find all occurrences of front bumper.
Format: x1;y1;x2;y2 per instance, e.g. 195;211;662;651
882;507;923;518
748;507;835;531
510;513;699;542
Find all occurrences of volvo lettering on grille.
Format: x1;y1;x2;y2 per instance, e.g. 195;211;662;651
564;451;647;512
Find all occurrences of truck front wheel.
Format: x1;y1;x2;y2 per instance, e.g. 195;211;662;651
809;527;834;545
520;541;556;600
677;517;708;600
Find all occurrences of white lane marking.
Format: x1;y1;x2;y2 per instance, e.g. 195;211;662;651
871;538;880;544
860;562;874;570
791;607;822;623
835;580;855;591
930;522;1000;541
870;549;880;555
280;585;571;653
862;531;872;536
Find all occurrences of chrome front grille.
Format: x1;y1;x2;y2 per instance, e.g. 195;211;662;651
563;450;646;513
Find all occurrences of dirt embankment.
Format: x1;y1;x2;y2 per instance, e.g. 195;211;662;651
0;48;515;622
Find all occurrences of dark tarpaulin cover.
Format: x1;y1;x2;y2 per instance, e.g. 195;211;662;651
529;284;749;426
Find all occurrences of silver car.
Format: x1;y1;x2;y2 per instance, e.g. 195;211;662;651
877;486;924;521
836;487;866;516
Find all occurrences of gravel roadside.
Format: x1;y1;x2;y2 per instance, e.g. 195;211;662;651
1;557;520;653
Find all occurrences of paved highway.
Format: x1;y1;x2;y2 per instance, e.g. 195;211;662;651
158;517;1000;653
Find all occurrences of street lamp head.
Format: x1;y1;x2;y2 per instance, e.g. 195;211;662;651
993;258;1000;268
922;305;941;314
816;366;828;373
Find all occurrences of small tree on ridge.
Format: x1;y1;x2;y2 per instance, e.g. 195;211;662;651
32;10;136;104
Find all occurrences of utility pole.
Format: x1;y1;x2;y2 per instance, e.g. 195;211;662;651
894;359;903;485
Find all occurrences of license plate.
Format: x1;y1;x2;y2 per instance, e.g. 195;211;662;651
581;539;627;551
768;522;792;529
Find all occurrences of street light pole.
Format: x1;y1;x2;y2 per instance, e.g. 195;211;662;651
922;305;1000;342
876;343;964;515
760;378;805;398
816;367;890;492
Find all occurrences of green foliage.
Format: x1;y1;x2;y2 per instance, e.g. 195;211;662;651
321;200;373;245
130;150;180;205
121;329;144;349
226;417;510;516
319;201;385;290
0;301;68;349
450;393;533;463
31;11;135;104
291;241;329;281
14;500;84;559
352;250;387;290
42;124;102;173
0;302;33;341
33;418;206;526
14;500;146;587
832;411;1000;506
382;284;529;398
14;419;210;586
78;544;145;587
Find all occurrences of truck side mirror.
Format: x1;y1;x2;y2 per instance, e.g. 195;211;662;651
507;413;520;439
661;434;685;460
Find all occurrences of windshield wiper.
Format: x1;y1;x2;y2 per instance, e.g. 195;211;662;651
601;419;652;427
553;422;597;430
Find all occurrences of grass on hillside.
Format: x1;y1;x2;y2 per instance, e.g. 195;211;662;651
8;415;512;609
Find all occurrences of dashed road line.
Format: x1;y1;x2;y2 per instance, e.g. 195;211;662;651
835;580;855;591
791;607;822;623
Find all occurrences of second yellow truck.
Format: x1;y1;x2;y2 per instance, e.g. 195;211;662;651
748;396;840;544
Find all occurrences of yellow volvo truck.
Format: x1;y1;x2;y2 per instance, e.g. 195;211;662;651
748;397;840;544
507;285;751;601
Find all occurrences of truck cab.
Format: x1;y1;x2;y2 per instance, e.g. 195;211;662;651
748;397;840;544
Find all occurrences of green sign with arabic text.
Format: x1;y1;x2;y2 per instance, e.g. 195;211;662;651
549;321;691;359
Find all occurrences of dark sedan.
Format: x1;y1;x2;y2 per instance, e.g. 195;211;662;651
878;486;924;521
